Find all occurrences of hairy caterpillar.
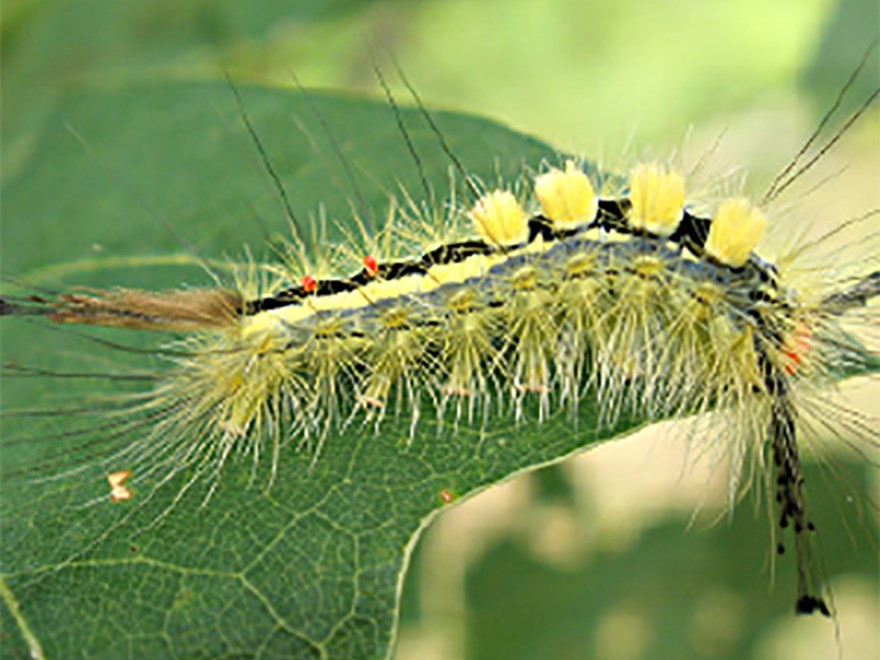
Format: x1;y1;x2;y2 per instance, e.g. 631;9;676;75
1;57;877;659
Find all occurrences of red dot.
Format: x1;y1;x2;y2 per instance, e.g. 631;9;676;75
363;255;378;277
301;275;316;293
439;489;454;504
782;323;812;375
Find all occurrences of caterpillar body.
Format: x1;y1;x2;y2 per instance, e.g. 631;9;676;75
0;68;877;654
5;151;877;610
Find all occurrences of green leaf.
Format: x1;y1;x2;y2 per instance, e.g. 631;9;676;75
458;458;877;659
0;82;633;659
801;0;880;116
1;0;392;131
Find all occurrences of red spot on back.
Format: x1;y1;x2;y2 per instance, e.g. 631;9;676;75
301;275;316;293
363;255;379;277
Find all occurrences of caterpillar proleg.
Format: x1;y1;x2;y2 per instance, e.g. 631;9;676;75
1;50;878;660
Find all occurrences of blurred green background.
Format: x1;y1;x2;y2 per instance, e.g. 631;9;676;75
2;0;877;658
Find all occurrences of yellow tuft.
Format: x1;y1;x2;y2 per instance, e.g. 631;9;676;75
533;161;597;230
627;162;685;236
704;197;766;267
469;189;528;247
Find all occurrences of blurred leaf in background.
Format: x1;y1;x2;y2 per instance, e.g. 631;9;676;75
803;0;880;115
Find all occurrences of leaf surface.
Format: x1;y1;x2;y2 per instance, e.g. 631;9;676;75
0;82;636;659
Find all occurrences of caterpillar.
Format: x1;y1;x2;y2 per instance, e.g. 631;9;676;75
1;59;877;657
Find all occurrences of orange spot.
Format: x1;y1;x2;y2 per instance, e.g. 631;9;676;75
358;395;385;409
440;385;471;397
363;255;379;277
301;275;316;293
515;382;551;394
107;470;133;503
439;488;454;504
782;322;812;375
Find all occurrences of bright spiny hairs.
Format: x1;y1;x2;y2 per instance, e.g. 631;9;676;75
3;151;877;616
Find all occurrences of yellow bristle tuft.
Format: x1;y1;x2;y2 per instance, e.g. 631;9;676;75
469;189;528;247
704;197;766;267
534;161;597;230
627;162;685;236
